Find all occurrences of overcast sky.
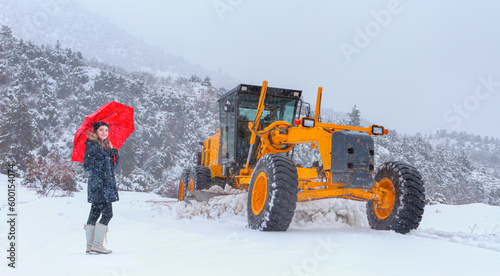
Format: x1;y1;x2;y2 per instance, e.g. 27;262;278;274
78;0;500;138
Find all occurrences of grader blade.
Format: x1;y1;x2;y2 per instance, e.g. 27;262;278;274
186;190;227;202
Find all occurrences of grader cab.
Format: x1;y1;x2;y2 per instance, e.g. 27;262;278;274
178;81;425;234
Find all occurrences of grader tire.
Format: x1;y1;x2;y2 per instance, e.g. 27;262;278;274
189;166;212;191
247;154;299;231
178;169;190;202
367;161;425;234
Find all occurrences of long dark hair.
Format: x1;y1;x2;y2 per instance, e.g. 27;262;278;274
98;137;112;151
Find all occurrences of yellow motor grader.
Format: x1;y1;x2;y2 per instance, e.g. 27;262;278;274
178;81;425;234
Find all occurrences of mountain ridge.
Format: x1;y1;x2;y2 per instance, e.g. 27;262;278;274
0;0;237;88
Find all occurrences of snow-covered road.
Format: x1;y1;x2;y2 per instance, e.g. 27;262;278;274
1;174;499;276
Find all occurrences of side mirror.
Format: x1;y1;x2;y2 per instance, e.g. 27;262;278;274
304;103;311;117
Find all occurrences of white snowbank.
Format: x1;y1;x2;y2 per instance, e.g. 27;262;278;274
204;184;244;195
170;193;247;220
293;198;368;228
421;203;500;234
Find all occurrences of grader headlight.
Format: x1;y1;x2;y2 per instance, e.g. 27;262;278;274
302;118;315;128
371;125;385;136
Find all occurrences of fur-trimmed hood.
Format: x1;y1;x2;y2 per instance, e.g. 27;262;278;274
86;131;98;141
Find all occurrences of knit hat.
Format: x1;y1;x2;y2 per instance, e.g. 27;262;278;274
92;121;109;133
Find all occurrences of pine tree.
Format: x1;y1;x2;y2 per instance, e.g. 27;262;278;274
201;76;212;87
0;25;14;52
0;94;37;171
348;105;361;126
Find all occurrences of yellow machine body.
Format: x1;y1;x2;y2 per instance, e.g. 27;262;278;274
198;81;392;208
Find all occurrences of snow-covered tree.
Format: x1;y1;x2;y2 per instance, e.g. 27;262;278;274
0;94;36;171
348;105;361;126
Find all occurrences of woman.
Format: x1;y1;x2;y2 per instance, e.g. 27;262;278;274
83;121;119;254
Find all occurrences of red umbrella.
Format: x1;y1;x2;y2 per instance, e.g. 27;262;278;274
71;101;135;163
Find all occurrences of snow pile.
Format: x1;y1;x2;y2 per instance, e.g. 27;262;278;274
204;184;245;195
293;198;368;228
161;189;368;229
170;193;247;220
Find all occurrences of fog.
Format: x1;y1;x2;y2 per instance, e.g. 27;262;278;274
79;0;500;138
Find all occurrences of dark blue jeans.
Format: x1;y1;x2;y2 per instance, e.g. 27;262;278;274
87;202;113;226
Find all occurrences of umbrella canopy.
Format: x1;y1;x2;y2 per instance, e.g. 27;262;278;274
71;101;135;163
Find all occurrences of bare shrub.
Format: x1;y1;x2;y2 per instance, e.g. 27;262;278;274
23;152;77;197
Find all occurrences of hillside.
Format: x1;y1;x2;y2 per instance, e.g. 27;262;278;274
0;0;236;88
1;25;499;206
0;25;223;194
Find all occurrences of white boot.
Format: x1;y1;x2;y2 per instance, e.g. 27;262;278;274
84;224;95;253
90;223;112;254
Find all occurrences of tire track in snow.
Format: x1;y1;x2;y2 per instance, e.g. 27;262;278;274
411;229;500;252
151;188;500;253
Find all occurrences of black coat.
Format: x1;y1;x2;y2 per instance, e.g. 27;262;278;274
83;139;120;203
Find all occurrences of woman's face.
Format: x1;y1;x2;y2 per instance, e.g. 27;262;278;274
97;125;109;140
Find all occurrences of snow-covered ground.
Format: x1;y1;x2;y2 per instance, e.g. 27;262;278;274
1;174;499;276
